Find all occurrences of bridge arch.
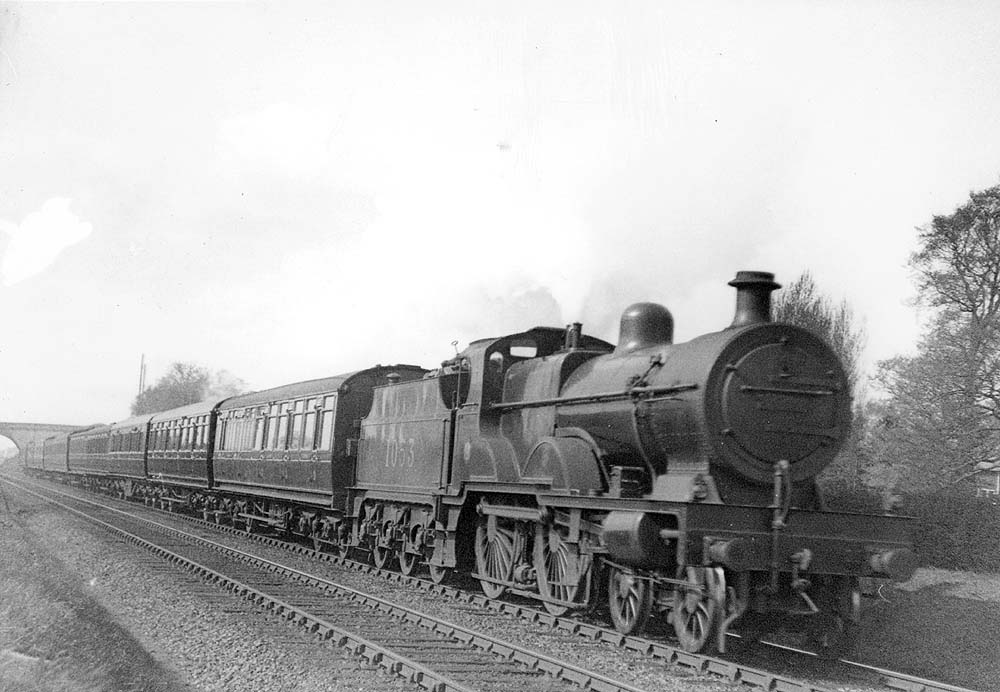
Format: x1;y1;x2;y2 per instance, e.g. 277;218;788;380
0;422;85;460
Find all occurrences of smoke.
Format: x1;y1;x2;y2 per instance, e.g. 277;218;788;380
0;198;93;287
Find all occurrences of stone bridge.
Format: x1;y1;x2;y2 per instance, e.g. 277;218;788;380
0;421;86;457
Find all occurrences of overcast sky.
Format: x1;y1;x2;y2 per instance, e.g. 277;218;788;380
2;2;1000;435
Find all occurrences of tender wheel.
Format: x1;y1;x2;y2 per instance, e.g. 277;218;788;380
372;521;393;569
428;563;450;584
534;523;588;616
673;566;721;652
608;564;653;635
398;548;418;576
372;543;390;568
474;514;518;599
398;525;421;576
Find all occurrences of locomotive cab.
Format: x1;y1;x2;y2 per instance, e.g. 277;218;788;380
449;327;614;486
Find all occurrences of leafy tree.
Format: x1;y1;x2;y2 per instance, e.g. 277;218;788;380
870;185;1000;491
772;272;869;491
131;362;247;415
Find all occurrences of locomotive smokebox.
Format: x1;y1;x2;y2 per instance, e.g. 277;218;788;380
728;270;781;328
615;303;674;354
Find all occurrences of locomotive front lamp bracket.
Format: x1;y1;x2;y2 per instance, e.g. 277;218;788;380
768;459;791;593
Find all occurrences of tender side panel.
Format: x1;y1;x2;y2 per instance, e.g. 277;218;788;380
357;377;452;493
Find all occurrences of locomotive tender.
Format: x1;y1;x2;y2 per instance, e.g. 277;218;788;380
23;271;916;654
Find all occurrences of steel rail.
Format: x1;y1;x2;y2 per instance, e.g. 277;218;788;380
6;478;478;692
5;476;651;692
840;660;981;692
12;474;981;692
214;520;981;692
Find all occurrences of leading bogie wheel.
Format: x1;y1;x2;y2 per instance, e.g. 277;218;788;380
672;566;723;653
608;564;653;635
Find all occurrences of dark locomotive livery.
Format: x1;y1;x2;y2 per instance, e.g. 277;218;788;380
23;271;916;654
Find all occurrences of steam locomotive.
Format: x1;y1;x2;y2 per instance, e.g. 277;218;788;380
22;270;916;654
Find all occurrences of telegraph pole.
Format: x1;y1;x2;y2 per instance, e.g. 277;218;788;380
138;354;147;395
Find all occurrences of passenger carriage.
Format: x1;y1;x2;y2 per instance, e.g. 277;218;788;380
212;366;424;539
144;400;220;511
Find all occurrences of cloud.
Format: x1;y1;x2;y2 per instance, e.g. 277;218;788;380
0;198;93;287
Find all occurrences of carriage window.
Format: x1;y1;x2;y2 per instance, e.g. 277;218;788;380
241;417;252;451
277;403;291;449
319;395;336;450
266;404;279;449
304;411;317;449
290;412;304;449
253;415;266;450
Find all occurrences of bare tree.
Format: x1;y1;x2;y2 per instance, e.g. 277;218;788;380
870;185;1000;490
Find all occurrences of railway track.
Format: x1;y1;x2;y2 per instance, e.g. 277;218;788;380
4;475;671;692
8;474;980;692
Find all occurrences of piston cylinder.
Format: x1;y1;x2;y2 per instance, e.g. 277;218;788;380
602;511;674;566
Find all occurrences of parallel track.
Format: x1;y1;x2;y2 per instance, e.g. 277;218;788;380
4;476;663;692
8;474;981;692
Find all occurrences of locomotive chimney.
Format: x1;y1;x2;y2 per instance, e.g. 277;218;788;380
728;271;781;328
